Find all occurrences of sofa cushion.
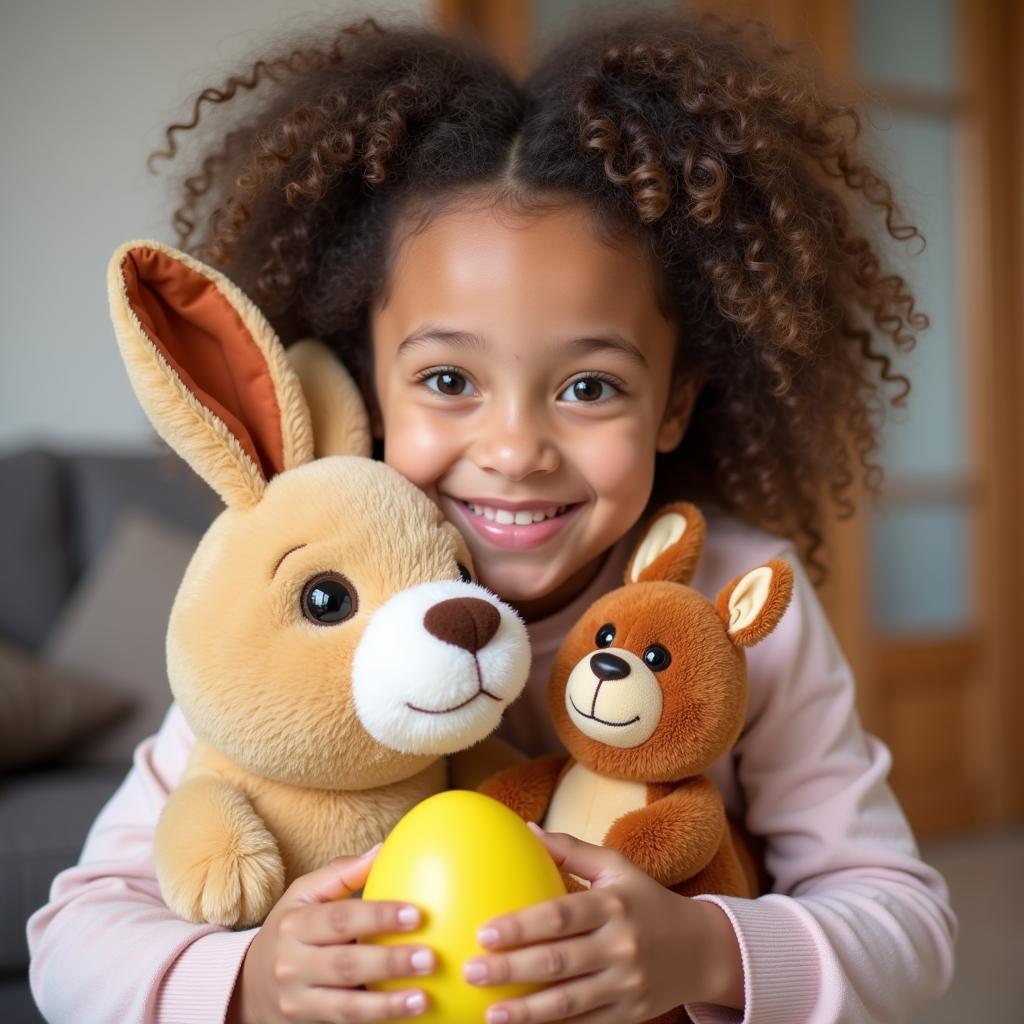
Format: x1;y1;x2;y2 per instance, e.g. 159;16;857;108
0;450;72;651
44;509;200;766
0;765;127;973
0;638;130;775
61;450;219;586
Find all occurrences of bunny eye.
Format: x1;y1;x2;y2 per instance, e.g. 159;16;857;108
302;573;358;626
456;562;473;584
595;623;616;648
642;644;671;671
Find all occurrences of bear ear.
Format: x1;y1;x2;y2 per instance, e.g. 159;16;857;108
625;501;707;585
714;557;794;648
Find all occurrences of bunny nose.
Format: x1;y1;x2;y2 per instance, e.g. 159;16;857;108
424;598;500;653
590;651;630;681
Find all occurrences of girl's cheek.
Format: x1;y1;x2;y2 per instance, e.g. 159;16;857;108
573;418;656;500
382;406;454;490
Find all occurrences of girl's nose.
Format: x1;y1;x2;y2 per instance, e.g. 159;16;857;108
471;408;560;480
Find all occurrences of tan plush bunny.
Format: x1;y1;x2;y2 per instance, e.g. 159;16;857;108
107;240;531;928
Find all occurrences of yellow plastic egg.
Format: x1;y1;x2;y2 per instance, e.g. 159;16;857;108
360;789;567;1022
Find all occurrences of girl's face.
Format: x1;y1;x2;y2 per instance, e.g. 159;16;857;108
370;199;697;620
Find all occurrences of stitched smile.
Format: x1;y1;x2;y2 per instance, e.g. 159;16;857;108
406;658;501;715
568;694;640;728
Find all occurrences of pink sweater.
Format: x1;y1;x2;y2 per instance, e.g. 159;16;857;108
26;510;956;1023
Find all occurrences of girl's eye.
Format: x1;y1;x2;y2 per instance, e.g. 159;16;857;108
558;375;620;403
420;369;477;397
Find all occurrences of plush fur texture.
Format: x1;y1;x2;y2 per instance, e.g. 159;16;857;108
109;240;531;927
481;501;794;901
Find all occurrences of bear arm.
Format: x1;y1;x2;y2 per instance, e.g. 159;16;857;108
478;753;570;823
602;775;726;889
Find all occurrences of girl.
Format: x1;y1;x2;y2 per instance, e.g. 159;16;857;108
27;8;956;1023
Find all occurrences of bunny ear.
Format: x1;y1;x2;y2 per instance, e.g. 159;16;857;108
108;240;314;508
285;340;371;458
714;557;794;648
625;501;707;585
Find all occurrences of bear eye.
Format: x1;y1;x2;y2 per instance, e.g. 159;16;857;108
302;573;357;625
642;644;671;671
457;562;473;584
595;623;616;648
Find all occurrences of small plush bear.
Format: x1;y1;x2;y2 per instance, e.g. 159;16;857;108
480;501;793;903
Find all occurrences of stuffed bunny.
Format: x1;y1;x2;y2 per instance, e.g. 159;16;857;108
107;240;531;928
480;501;793;904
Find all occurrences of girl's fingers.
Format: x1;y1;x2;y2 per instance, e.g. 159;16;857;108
527;825;630;887
483;974;615;1024
301;985;429;1021
289;898;422;945
464;934;602;989
285;845;382;906
477;889;615;951
305;940;435;987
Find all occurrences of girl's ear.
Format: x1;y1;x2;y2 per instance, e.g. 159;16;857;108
714;557;794;648
284;340;371;458
625;501;707;585
656;369;705;453
107;240;315;509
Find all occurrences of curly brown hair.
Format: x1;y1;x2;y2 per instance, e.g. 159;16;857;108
149;7;927;581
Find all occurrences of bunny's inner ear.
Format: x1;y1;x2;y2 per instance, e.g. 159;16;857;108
625;501;707;585
109;242;314;508
714;557;794;648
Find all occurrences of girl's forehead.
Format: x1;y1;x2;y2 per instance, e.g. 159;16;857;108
375;199;671;347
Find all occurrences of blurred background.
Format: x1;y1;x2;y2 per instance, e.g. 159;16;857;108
1;0;1020;1021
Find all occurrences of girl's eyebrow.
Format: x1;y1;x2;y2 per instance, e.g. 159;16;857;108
397;323;648;368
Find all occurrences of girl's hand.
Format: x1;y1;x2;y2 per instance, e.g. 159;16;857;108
462;825;745;1024
227;846;434;1024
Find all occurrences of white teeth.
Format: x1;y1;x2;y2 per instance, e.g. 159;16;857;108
465;501;572;524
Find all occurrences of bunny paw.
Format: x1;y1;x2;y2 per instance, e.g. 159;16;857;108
155;776;286;927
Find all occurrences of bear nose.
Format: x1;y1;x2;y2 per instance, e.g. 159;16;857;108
424;598;500;653
590;651;630;681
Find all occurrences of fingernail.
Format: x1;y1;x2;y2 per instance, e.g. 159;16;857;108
463;960;487;983
477;926;500;948
410;948;433;973
361;841;382;857
527;821;544;835
398;906;420;928
486;1008;510;1024
405;991;427;1015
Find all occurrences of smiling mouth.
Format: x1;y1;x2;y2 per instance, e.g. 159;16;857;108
456;499;582;525
569;694;640;728
407;687;501;715
406;660;502;716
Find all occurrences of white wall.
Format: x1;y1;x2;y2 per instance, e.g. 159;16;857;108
0;0;428;451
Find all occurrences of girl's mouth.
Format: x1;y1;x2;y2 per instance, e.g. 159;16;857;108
447;497;583;551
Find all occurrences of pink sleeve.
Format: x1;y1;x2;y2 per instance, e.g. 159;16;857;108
684;549;957;1024
26;703;258;1023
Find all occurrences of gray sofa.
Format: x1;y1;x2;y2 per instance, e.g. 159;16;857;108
0;447;218;1022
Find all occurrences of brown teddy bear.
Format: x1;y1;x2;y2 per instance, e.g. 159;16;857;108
480;501;793;902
